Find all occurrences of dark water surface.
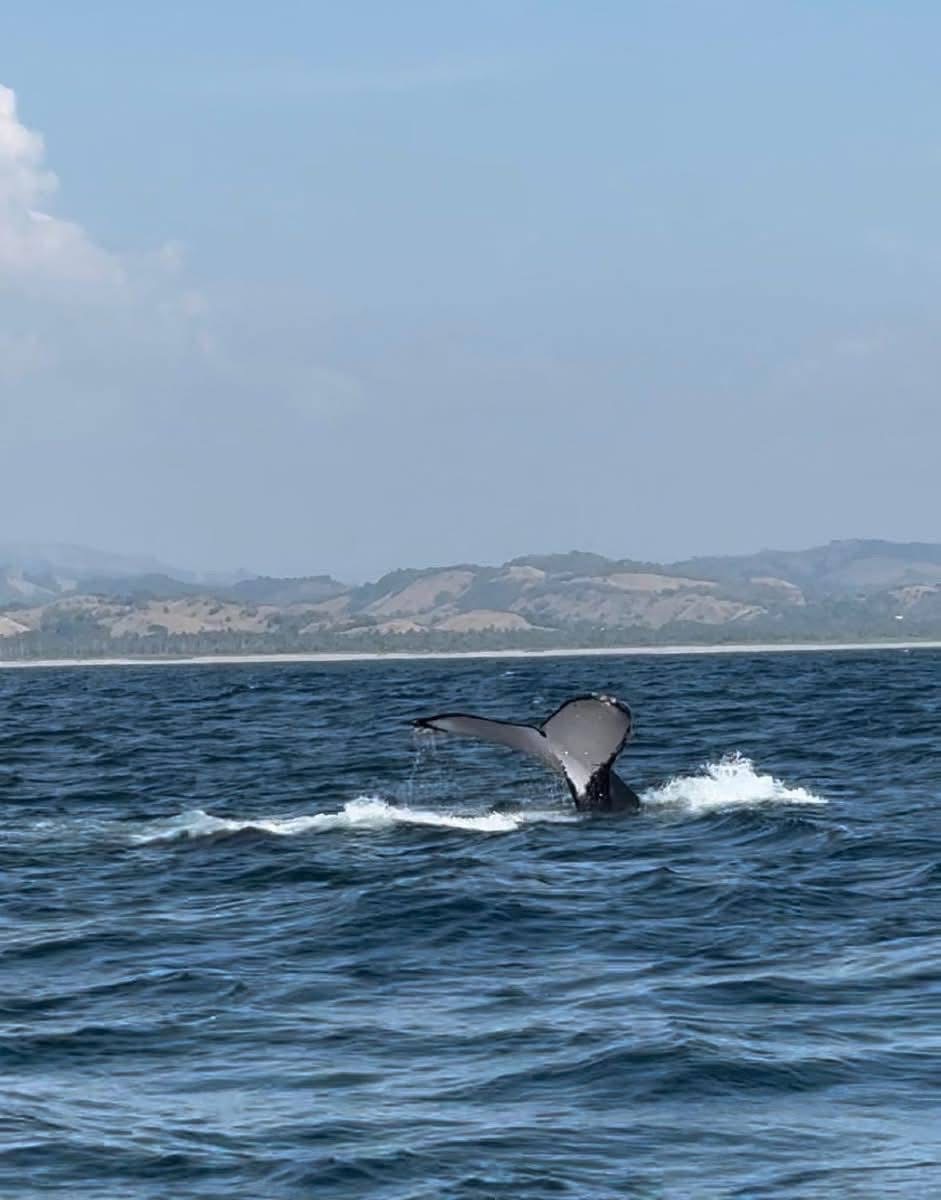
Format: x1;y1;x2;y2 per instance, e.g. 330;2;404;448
2;651;940;1198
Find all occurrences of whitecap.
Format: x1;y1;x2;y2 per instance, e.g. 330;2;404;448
131;797;577;844
641;752;825;815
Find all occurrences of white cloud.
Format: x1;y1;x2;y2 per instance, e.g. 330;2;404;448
0;80;217;436
0;80;364;464
0;84;53;206
0;84;126;293
0;81;210;329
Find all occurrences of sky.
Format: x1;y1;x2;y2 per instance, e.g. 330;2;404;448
2;1;940;580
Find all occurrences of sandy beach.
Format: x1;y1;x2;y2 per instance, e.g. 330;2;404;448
2;640;940;669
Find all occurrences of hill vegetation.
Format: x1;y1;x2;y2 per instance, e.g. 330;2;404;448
2;539;941;660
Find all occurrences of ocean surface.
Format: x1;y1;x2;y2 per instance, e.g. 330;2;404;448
2;651;940;1199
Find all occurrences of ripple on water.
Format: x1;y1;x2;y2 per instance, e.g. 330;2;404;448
1;652;940;1198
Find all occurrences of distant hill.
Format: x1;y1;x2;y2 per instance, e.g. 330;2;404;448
672;540;941;594
222;575;348;606
2;539;941;659
0;543;253;606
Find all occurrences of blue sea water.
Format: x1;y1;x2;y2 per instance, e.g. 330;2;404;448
1;650;940;1199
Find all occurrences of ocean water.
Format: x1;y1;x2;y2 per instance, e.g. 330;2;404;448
2;650;940;1199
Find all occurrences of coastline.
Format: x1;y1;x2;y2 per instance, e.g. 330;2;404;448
2;640;940;669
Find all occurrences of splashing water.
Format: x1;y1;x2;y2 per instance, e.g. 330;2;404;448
131;797;578;843
132;755;820;846
642;752;825;814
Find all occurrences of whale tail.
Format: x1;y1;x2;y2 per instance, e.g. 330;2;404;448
412;694;639;812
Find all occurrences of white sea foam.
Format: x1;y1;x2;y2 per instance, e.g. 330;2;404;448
641;752;824;815
131;797;577;844
130;757;821;844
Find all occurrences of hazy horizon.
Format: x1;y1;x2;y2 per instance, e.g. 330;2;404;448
4;532;940;588
3;3;940;578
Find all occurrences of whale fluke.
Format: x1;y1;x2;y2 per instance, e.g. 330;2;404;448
412;693;640;812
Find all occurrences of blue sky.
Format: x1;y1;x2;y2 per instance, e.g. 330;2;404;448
3;2;940;578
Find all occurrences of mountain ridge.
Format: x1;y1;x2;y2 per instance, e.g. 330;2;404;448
2;539;941;658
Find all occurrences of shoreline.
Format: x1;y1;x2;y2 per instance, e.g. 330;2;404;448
2;640;940;669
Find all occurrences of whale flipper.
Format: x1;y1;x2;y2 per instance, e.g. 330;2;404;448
413;694;639;812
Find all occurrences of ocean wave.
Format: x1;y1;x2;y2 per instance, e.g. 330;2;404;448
642;752;825;814
131;755;821;845
131;797;577;844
